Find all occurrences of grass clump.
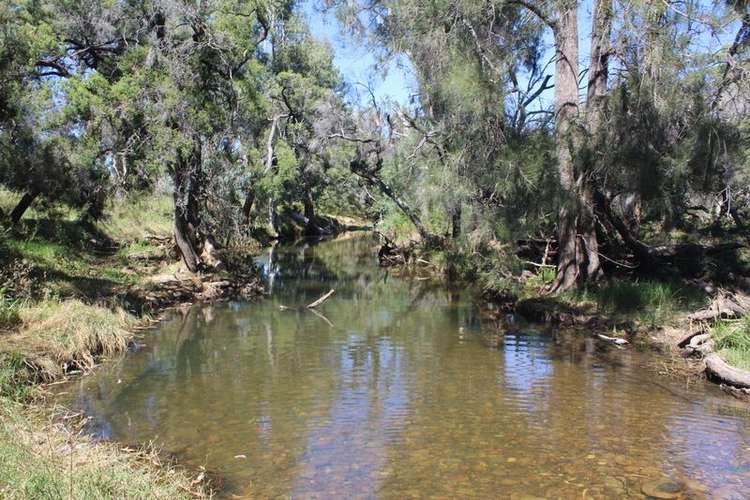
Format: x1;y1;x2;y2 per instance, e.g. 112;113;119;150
712;316;750;371
0;353;36;401
588;280;705;324
559;280;708;326
0;288;22;330
99;194;173;242
2;300;135;382
0;400;206;499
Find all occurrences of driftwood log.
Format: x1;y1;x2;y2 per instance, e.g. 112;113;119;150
680;291;750;391
688;290;750;321
705;353;750;389
278;289;336;312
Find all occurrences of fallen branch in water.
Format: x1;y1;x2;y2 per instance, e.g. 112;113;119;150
307;289;335;309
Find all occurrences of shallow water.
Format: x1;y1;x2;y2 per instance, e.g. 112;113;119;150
59;235;750;498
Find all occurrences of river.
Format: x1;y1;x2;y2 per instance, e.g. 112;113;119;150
58;234;750;498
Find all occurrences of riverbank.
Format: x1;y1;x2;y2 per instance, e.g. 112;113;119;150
373;230;750;396
489;280;750;398
0;194;264;498
49;232;750;498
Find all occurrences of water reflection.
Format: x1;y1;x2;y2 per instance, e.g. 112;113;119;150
60;234;750;498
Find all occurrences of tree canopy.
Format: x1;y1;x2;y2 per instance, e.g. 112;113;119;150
1;0;748;289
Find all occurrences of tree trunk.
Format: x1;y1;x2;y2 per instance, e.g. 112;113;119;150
580;0;612;279
172;139;204;273
242;190;255;225
548;0;611;292
303;190;320;236
451;205;461;239
268;199;279;238
549;1;601;292
303;190;316;221
586;0;611;132
10;191;39;224
243;114;282;228
174;207;202;272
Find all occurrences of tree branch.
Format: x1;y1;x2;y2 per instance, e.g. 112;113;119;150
507;0;557;30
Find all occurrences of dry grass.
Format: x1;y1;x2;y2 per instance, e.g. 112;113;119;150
0;399;209;499
2;300;135;382
0;301;211;499
0;194;215;498
99;195;173;242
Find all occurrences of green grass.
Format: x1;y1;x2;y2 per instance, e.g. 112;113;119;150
565;280;707;326
115;240;155;259
0;398;205;499
99;194;173;242
713;316;750;371
5;238;85;272
0;288;22;330
0;353;36;401
1;194;175;301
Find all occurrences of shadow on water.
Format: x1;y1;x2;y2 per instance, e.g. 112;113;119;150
59;233;750;498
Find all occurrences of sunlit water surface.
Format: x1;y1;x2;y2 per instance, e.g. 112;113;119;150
59;235;750;498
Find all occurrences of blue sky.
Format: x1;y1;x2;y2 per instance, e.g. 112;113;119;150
302;0;416;105
300;0;591;108
302;0;737;109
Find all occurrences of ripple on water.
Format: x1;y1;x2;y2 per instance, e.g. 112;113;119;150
57;236;750;498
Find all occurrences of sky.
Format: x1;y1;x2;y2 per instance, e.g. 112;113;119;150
302;0;738;109
300;0;590;109
301;0;416;105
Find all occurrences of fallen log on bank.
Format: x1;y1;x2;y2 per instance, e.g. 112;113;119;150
705;353;750;389
688;290;750;321
680;290;750;392
682;333;714;356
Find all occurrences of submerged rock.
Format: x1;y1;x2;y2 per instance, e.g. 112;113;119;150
604;476;626;494
641;479;684;499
